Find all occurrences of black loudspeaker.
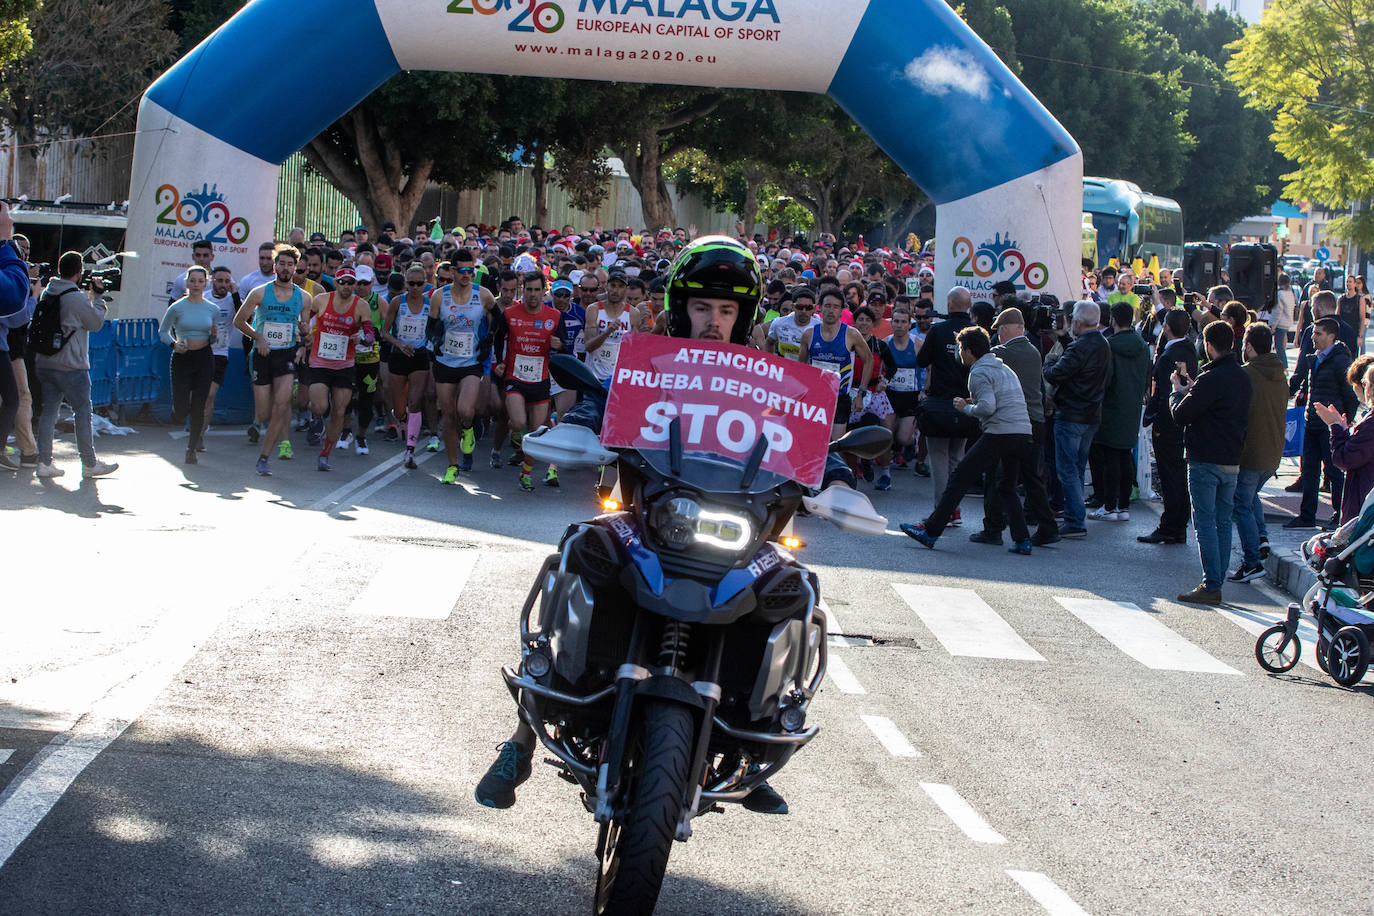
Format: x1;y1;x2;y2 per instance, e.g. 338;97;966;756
1228;242;1278;313
1182;242;1224;294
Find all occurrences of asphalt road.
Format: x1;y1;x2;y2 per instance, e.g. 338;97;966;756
1;424;1370;915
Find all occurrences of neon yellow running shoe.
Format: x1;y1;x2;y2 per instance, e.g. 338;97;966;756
441;465;458;485
278;440;293;460
461;426;476;455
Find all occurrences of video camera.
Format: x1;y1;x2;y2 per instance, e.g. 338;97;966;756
1025;293;1061;334
81;265;121;291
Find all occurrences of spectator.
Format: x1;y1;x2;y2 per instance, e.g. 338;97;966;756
1089;302;1151;521
1221;301;1249;359
1043;300;1112;538
1337;274;1367;352
1272;273;1297;368
1286;314;1358;528
1315;354;1374;524
1230;324;1288;582
33;251;118;479
1140;309;1200;545
0;211;35;471
916;287;976;519
1170;320;1252;605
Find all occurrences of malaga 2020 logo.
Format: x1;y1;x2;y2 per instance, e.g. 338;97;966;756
952;232;1049;293
153;183;251;245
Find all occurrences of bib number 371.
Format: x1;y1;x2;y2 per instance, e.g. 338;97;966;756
447;0;564;33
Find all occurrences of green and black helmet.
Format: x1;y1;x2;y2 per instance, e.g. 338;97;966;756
663;235;762;346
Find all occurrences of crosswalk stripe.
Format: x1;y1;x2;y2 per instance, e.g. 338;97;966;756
892;584;1046;661
919;782;1007;844
860;714;920;757
1054;597;1241;675
1006;870;1091;916
1217;606;1323;673
0;750;12;765
826;656;866;694
349;547;476;620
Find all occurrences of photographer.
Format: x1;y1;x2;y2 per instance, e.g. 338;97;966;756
33;251;117;479
0;203;34;471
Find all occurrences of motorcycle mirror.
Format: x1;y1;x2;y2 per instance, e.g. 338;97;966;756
550;353;604;396
803;485;889;535
829;425;892;460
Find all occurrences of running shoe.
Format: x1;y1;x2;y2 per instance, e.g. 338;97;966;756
20;453;37;467
317;455;331;472
426;435;441;453
404;448;418;470
948;508;961;527
384;425;399;442
490;449;502;469
338;431;354;451
307;417;324;447
519;473;534;492
544;466;560;488
0;453;20;471
899;522;937;549
461;426;476;456
36;462;64;478
912;461;931;478
473;741;533;809
874;471;891;491
293;414;309;432
1009;539;1033;556
246;423;260;444
184;448;197;466
441;465;459;485
459;451;473;473
355;439;369;456
256;456;271;476
195;438;207;452
508;449;524;467
278;440;293;460
81;461;118;478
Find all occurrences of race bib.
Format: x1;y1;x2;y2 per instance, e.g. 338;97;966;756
778;341;800;360
397;312;426;343
591;339;620;377
513;354;544;383
317;332;349;361
813;359;845;376
263;321;293;349
890;367;916;392
573;330;586;357
444;329;475;359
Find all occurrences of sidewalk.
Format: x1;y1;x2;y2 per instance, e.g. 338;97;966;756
1257;456;1322;602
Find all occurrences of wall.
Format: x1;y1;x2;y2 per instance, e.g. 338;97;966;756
0;126;135;204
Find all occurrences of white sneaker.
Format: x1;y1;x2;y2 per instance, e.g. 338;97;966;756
1087;506;1118;521
82;460;118;478
338;432;354;451
355;442;369;456
1116;510;1129;521
36;461;64;478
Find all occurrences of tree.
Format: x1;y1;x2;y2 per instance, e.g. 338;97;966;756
166;0;241;55
1227;0;1374;246
605;85;723;231
0;0;178;193
301;72;512;238
0;0;37;81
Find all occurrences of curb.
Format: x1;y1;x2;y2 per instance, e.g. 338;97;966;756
1264;546;1316;602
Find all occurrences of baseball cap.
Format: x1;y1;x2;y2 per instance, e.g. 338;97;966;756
335;267;356;281
354;224;367;233
354;265;375;284
551;279;574;295
607;268;628;284
992;306;1026;329
381;221;396;232
309;231;327;243
375;253;393;270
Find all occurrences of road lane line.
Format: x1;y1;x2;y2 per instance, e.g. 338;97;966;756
168;428;247;440
0;750;12;765
893;584;1046;661
309;451;406;511
1054;597;1241;675
860;714;920;757
1006;870;1091;915
0;605;229;868
349;545;476;620
919;782;1007;844
818;598;847;636
339;451;439;510
825;656;865;694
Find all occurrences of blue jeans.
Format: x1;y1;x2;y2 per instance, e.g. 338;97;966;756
35;367;96;466
1273;328;1289;369
1189;462;1238;591
1054;420;1097;528
1232;467;1271;566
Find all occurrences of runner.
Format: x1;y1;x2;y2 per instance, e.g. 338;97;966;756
850;306;895;488
881;305;922;483
202;265;240;449
548;276;585;422
346;264;382;456
800;288;873;438
765;286;819;360
381;264;436;470
304;267;371;471
233;246;311;476
158;266;220;465
584;268;635;387
430;248;495;483
487;269;521;468
495;270;563;491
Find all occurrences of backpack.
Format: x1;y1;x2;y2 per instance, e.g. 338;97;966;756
27;291;72;356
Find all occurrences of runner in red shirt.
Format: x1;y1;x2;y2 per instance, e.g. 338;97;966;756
494;271;563;491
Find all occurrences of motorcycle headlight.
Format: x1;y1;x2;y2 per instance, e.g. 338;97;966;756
652;496;753;553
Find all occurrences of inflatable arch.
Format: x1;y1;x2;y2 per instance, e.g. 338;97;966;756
124;0;1082;318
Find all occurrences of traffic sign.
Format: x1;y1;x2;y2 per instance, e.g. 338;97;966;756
1315;246;1331;261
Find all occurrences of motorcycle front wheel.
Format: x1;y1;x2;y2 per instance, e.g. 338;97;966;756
595;700;694;915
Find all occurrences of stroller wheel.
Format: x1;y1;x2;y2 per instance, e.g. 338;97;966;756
1316;637;1330;674
1326;626;1370;687
1255;625;1302;673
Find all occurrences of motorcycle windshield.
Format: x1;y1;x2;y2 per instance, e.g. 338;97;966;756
599;336;840;490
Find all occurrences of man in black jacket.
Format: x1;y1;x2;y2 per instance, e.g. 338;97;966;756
1170;321;1252;605
1043;300;1112;538
915;286;974;512
1285;314;1358;528
1140;309;1198;544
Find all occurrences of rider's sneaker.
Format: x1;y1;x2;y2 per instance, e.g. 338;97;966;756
441;465;459;485
255;456;272;476
742;777;789;815
519;473;534;492
278;440;293;460
544;466;560;488
474;741;533;809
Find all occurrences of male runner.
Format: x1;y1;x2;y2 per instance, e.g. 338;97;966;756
800;288;873;439
430;249;495;482
495;271;564;491
233;246;310;476
202;265;239;447
380;264;436;470
584;267;634;386
765;286;819;360
304;267;372;471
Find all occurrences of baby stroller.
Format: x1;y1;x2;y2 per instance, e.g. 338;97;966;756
1255;490;1374;687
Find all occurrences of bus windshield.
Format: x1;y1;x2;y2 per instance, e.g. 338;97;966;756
1089;213;1126;267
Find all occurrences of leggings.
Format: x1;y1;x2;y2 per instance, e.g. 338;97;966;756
0;354;16;450
171;348;214;449
354;362;380;436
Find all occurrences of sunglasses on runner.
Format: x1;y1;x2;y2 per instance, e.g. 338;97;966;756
406;280;426;287
336;279;356;286
456;267;475;275
553;290;572;297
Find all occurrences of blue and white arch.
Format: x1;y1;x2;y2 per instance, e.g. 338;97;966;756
124;0;1082;317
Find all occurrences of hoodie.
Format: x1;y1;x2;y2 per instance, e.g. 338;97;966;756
34;278;107;372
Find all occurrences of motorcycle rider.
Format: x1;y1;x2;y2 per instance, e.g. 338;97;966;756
474;236;795;815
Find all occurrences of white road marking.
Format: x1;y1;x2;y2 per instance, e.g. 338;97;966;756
893;584;1046;661
1054;597;1241;675
0;750;12;765
309;451;407;511
168;428;247;440
818;598;847;636
349;545;476;620
337;451;440;510
1218;605;1323;673
825;656;865;694
0;605;229;868
860;714;920;757
919;782;1007;844
1006;870;1091;916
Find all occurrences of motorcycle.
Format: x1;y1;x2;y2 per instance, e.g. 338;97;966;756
511;353;890;914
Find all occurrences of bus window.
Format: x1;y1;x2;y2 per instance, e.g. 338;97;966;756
1090;212;1126;266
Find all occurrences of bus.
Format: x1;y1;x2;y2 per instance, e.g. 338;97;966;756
1082;178;1184;271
